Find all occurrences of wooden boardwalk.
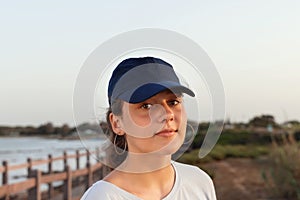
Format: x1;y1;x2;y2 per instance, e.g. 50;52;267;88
0;148;105;200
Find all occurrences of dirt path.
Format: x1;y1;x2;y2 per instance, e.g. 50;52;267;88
201;157;271;200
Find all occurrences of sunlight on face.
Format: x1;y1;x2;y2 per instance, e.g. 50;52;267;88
119;90;187;154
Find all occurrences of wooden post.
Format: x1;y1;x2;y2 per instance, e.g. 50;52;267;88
47;154;54;199
27;158;32;177
87;164;93;189
86;149;90;167
76;150;80;170
74;150;80;186
86;150;92;189
64;166;72;200
63;151;68;170
1;161;9;200
28;170;41;200
2;161;8;186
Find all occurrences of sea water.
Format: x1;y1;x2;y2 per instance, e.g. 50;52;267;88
0;137;104;184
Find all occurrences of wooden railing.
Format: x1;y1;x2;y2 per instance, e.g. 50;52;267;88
0;148;104;200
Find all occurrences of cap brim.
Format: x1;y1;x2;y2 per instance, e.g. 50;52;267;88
117;81;195;104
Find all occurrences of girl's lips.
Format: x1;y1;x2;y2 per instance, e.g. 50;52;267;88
155;129;177;137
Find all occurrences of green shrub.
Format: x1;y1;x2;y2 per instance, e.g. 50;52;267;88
191;129;273;149
178;144;269;165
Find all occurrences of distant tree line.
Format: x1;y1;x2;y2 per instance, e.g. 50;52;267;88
0;122;75;137
0;114;299;140
191;115;300;149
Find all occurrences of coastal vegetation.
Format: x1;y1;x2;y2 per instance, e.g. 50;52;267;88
178;115;300;200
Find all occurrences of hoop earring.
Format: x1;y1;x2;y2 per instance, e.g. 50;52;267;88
114;135;127;155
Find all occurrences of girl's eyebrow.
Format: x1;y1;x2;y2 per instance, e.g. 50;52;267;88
168;93;183;98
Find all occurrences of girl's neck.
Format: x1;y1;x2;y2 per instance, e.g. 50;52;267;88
116;152;172;173
109;155;175;200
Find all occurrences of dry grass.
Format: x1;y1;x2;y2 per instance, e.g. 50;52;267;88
262;131;300;199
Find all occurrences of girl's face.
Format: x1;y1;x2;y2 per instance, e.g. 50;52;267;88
113;90;187;155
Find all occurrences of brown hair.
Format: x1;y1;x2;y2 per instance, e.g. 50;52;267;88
105;99;128;169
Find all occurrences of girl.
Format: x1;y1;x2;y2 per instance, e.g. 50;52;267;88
81;57;217;200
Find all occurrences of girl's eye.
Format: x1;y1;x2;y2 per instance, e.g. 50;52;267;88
168;100;180;106
141;103;152;109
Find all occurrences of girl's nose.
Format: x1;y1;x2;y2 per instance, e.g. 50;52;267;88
148;103;175;123
159;103;174;123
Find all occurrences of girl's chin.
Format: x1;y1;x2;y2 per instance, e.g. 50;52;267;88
152;142;183;156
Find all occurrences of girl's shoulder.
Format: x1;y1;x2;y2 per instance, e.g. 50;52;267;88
81;180;140;200
172;161;214;187
170;161;217;199
172;161;210;178
80;181;114;200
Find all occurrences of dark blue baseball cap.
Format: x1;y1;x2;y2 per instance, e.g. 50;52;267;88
108;57;195;105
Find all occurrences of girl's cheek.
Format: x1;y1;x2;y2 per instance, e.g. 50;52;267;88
129;111;151;127
133;118;151;127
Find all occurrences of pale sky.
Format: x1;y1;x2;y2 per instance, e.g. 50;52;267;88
0;0;299;126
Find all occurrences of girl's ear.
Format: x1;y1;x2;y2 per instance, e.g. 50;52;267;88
109;113;125;135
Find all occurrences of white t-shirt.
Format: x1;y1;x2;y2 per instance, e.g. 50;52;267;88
81;161;217;200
